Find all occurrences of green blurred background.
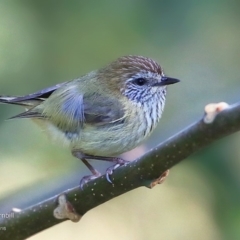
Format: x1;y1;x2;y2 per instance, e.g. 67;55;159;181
0;0;240;239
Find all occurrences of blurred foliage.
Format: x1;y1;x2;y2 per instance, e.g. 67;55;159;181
0;0;240;239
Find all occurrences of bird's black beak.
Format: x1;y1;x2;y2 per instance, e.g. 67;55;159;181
153;76;180;87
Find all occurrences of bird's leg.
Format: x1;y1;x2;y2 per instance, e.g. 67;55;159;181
82;155;129;183
72;150;101;189
72;150;129;186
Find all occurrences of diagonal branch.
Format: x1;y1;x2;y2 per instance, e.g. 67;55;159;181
1;101;240;240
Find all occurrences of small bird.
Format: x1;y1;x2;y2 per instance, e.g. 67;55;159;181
0;55;179;187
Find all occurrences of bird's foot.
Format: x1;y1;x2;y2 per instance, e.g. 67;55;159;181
106;158;129;183
79;171;101;190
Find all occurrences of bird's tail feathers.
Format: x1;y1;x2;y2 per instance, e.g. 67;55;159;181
8;110;43;119
0;95;44;119
0;95;41;107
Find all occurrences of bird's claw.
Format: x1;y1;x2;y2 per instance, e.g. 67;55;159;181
79;172;101;190
105;159;129;183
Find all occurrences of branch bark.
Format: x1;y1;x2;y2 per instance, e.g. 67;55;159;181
1;101;240;240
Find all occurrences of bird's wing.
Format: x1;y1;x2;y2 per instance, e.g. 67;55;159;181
83;93;125;126
8;81;126;132
17;84;126;133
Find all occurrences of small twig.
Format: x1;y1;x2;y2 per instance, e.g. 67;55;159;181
0;101;240;240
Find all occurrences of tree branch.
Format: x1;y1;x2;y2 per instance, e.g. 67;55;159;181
1;101;240;240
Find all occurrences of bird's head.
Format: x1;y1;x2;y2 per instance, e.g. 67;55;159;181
98;55;180;104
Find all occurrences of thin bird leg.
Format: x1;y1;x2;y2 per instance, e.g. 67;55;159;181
83;155;129;164
83;154;129;183
81;158;100;176
72;150;101;189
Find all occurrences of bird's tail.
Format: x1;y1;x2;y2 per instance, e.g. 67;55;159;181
0;95;41;107
0;95;44;119
0;83;66;119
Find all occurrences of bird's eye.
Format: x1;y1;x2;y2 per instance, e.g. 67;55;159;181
133;78;147;86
